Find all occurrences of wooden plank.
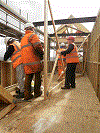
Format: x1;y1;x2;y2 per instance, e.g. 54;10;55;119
48;79;65;96
1;61;7;87
47;54;59;90
48;0;64;70
0;85;15;104
1;61;17;88
51;37;85;44
0;103;15;120
44;0;48;100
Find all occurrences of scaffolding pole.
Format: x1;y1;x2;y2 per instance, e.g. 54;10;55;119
44;0;48;100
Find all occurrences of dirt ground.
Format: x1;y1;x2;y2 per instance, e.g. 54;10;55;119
0;74;100;133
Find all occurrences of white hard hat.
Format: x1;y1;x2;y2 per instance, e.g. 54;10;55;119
60;43;65;46
24;23;34;30
4;37;13;45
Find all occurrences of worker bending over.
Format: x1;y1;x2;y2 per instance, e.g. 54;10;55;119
57;43;66;80
57;36;79;89
4;37;25;98
20;23;44;100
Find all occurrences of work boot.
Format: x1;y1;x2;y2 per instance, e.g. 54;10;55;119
61;86;70;89
34;90;42;98
14;92;24;99
15;87;20;94
31;86;34;93
24;90;34;100
16;89;20;94
70;83;76;88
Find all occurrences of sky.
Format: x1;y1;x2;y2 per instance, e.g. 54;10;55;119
0;0;100;58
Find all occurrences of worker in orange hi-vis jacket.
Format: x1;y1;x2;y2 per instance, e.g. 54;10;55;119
4;37;25;98
57;36;79;89
20;23;44;100
57;43;66;80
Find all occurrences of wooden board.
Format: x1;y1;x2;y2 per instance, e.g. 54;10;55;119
51;37;85;43
1;61;17;88
86;11;100;100
0;85;16;120
0;85;15;104
0;103;15;120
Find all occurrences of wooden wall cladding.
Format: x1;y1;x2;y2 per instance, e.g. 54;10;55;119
86;11;100;100
0;61;17;88
76;62;83;73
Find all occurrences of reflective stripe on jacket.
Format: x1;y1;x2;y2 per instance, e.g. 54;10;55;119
10;42;22;68
66;43;79;63
21;30;43;74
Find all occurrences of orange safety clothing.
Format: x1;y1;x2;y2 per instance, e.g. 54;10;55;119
66;43;79;63
21;30;43;74
57;48;66;76
10;42;22;68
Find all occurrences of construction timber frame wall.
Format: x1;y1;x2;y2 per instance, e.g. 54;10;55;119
0;61;17;88
85;11;100;100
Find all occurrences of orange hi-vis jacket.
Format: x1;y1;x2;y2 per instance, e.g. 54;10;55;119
21;30;43;74
10;42;22;68
57;48;66;76
58;48;66;61
66;43;79;63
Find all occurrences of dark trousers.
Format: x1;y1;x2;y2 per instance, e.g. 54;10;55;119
24;71;41;95
65;63;77;87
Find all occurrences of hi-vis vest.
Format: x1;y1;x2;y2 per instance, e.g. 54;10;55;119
57;48;66;61
10;42;22;68
57;48;66;75
66;43;79;63
21;31;43;74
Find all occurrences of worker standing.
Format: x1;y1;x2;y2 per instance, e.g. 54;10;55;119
57;36;79;89
4;37;25;98
20;23;44;100
57;43;66;80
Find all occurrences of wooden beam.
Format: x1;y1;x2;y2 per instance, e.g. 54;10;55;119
44;0;48;100
0;85;15;104
33;16;96;26
51;36;85;44
0;103;15;120
67;14;90;32
48;79;65;96
47;54;59;90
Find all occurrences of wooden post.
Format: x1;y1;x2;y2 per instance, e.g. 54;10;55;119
78;34;90;51
82;42;88;75
48;0;64;68
19;9;21;32
44;0;48;100
47;54;59;89
47;0;65;90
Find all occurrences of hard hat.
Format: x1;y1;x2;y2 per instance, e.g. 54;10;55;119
67;36;75;41
24;23;34;30
60;43;65;46
4;37;13;45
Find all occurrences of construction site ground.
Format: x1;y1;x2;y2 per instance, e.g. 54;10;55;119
0;74;100;133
